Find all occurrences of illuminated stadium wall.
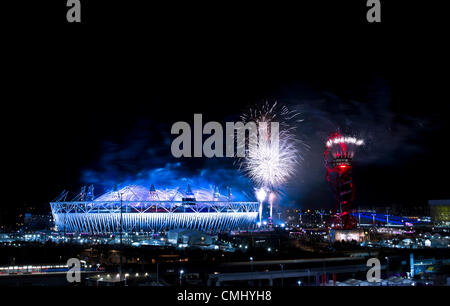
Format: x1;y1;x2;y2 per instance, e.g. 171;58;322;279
50;185;259;233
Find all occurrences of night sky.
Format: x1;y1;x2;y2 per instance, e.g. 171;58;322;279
3;1;448;223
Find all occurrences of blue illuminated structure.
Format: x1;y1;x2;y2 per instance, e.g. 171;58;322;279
352;211;430;226
50;185;259;233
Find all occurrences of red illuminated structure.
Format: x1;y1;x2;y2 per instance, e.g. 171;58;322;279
324;133;364;229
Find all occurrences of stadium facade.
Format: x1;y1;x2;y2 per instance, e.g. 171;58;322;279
50;185;259;233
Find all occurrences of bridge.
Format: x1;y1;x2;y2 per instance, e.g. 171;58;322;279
208;261;386;286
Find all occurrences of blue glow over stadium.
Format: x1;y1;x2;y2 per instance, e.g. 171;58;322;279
50;184;259;233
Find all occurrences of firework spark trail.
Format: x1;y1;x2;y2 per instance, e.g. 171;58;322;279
245;128;299;187
239;101;305;189
239;101;307;226
268;191;276;219
255;187;267;226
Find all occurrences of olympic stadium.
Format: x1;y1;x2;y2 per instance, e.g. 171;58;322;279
50;184;259;233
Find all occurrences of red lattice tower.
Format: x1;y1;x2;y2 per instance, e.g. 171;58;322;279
324;133;363;230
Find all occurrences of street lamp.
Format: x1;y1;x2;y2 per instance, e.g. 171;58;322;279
280;264;284;287
63;203;67;238
114;184;123;282
249;257;254;286
156;262;160;285
307;269;311;285
179;269;184;285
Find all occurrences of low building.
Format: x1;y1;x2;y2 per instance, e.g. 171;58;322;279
428;200;450;225
23;213;53;230
329;229;366;243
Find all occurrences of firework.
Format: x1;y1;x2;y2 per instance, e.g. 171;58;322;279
324;132;364;168
326;136;363;147
239;101;303;188
268;191;276;220
255;187;267;227
255;187;267;202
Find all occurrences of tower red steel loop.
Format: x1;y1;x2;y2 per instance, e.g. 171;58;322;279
324;133;363;230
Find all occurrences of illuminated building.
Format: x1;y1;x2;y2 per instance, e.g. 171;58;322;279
50;185;258;233
428;200;450;224
329;229;366;243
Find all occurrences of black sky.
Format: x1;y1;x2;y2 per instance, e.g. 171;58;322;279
3;1;449;223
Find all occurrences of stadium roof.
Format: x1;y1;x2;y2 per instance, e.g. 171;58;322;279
96;184;232;202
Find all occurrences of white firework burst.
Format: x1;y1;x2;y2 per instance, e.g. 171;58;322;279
239;101;304;188
244;129;298;187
